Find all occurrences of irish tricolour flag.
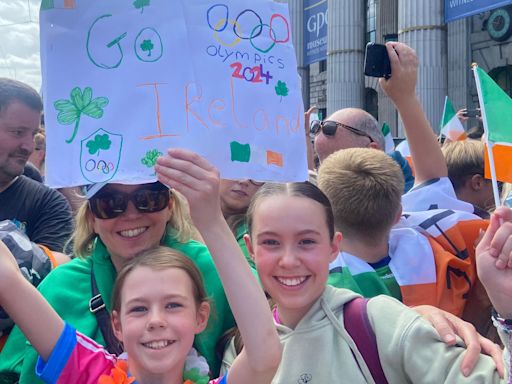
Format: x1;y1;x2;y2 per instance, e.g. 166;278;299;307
473;64;512;204
381;122;395;153
440;97;466;141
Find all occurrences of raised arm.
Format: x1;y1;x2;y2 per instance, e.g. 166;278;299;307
477;206;512;318
0;241;64;361
379;42;447;185
156;149;281;384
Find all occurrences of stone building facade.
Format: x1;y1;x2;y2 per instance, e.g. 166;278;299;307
289;0;512;137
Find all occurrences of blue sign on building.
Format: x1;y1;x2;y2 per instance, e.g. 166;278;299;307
303;0;328;66
445;0;512;23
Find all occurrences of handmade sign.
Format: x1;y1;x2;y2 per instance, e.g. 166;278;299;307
40;0;307;187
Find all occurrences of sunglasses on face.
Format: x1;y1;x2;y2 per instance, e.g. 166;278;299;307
310;120;374;143
89;185;171;219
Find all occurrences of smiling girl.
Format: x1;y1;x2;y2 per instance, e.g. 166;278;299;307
230;181;512;383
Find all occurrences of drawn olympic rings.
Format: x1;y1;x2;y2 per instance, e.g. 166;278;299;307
85;159;115;175
207;4;290;53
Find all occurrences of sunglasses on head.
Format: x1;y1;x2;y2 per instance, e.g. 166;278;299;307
249;180;265;186
89;183;171;219
310;120;374;143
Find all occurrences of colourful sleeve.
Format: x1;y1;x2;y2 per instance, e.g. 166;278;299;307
35;323;116;384
209;374;227;384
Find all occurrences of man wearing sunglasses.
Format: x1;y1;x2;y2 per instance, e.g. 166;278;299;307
311;107;414;193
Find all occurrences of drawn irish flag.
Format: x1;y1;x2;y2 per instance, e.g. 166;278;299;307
381;122;394;153
474;64;512;197
440;96;466;141
41;0;76;10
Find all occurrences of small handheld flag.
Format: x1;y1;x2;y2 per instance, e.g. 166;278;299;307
381;122;395;153
440;96;466;141
472;64;512;207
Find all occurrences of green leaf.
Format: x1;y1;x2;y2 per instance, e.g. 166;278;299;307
93;97;109;109
133;0;150;12
82;87;93;107
86;133;111;155
275;80;289;97
70;87;84;109
54;100;76;113
57;110;79;125
141;149;163;168
82;104;104;119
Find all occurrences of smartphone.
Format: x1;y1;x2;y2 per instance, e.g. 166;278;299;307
463;109;481;118
364;43;391;78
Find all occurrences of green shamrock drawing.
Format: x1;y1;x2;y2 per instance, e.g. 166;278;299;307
141;149;163;168
133;0;150;13
275;80;289;102
86;133;112;155
140;39;154;57
54;87;109;144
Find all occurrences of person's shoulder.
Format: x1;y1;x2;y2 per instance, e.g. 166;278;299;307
165;235;211;258
37;256;92;297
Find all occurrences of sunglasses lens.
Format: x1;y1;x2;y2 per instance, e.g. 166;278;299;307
322;121;338;136
133;189;170;212
90;193;128;219
310;121;321;135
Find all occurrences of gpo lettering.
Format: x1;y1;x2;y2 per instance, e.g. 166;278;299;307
307;10;328;37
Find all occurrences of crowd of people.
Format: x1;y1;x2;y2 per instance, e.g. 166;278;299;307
0;40;511;384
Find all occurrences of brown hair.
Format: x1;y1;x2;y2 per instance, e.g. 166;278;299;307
111;246;208;313
0;78;43;113
317;148;403;242
246;181;335;240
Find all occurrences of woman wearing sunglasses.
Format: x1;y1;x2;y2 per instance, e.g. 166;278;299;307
0;180;235;383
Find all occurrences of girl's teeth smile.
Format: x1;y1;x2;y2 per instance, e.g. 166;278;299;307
143;340;173;350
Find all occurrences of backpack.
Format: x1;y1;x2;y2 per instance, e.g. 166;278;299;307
344;297;388;384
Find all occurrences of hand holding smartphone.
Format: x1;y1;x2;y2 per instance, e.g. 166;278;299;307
364;43;391;79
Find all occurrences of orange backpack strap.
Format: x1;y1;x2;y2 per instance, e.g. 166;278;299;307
37;244;58;268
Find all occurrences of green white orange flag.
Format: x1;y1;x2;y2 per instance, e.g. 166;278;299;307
440;96;466;141
473;64;512;205
381;122;395;153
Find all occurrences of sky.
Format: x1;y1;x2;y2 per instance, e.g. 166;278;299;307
0;0;41;91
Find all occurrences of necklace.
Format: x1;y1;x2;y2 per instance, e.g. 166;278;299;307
98;348;210;384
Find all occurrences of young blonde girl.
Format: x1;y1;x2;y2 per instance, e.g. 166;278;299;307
223;181;512;383
0;149;281;384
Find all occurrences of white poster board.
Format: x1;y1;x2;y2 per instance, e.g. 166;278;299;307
40;0;307;188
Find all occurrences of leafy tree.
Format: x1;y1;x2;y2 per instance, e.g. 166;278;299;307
54;87;109;144
141;149;163;168
140;39;154;57
275;80;289;102
133;0;150;13
86;134;112;155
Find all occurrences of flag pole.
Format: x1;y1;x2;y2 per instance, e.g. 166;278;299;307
438;95;447;143
472;63;502;208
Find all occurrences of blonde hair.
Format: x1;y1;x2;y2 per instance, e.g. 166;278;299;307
442;140;485;192
72;188;199;258
317;148;403;241
111;246;208;313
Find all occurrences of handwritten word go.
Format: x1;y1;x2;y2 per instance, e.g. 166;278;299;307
86;14;163;69
207;5;290;53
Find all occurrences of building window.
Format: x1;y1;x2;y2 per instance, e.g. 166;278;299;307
489;65;512;97
319;59;327;73
365;88;378;121
366;0;376;43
